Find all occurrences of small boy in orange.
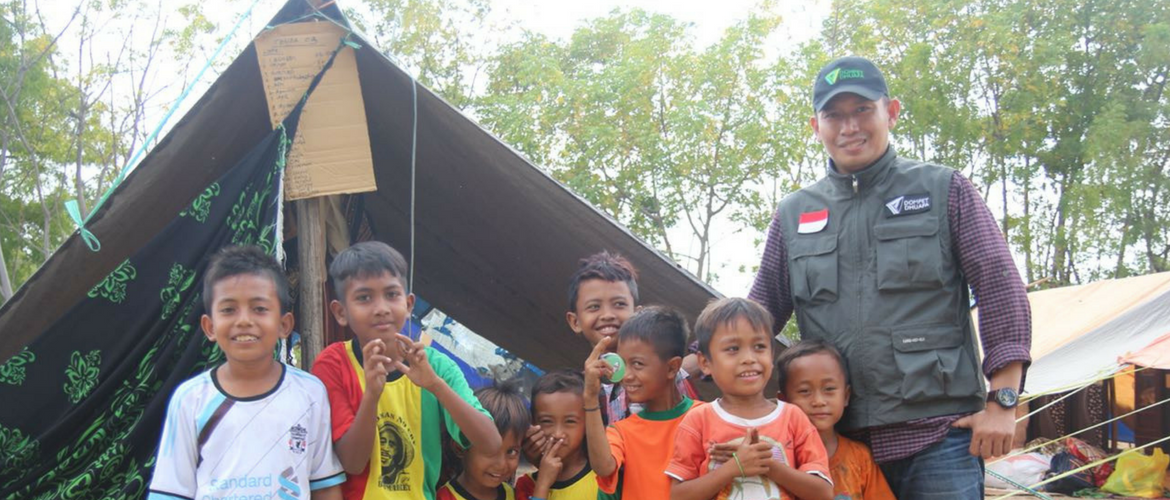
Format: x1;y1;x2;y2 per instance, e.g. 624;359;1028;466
584;306;703;499
776;340;895;500
668;298;832;500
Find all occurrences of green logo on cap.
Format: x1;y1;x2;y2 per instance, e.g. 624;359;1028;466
825;68;841;85
825;67;865;85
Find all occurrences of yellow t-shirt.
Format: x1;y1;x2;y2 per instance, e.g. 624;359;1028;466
436;480;515;500
514;464;600;500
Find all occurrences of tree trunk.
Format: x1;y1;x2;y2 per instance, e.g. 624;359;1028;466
1023;158;1033;284
0;237;13;301
1052;174;1071;284
1001;158;1009;237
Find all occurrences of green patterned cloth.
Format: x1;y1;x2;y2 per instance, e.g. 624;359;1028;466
0;120;291;500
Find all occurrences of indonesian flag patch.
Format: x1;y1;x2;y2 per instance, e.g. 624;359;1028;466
797;209;829;234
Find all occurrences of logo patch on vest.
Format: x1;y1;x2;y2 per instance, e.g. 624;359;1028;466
884;193;931;217
797;209;829;234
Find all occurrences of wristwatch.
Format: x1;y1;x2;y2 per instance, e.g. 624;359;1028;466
987;387;1019;409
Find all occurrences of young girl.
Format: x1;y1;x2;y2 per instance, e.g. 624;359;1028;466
438;380;529;500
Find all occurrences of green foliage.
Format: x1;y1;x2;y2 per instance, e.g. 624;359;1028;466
2;0;1166;299
476;8;790;280
816;0;1170;285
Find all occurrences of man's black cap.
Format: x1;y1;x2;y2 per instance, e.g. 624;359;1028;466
812;56;888;111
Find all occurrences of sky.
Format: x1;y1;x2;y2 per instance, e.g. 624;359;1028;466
44;0;833;296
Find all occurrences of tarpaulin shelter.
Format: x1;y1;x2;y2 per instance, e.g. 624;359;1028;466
0;1;720;497
1017;271;1170;396
976;272;1170;453
0;2;720;369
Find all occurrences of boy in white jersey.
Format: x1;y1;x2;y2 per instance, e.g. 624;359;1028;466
148;246;344;500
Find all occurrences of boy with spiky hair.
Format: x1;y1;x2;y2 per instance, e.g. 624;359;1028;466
149;245;344;500
561;252;699;423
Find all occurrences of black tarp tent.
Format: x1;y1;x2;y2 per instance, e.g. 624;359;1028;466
0;1;721;370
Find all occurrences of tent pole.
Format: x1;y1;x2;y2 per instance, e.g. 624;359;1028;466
297;197;326;369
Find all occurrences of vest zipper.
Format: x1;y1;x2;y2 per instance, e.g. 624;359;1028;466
851;173;866;421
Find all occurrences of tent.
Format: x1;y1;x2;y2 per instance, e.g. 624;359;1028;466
974;272;1170;452
1014;271;1170;395
0;2;721;497
0;1;719;370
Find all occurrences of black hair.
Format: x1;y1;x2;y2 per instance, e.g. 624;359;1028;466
566;250;639;312
617;306;689;362
474;378;530;441
530;369;585;404
694;297;774;356
329;241;409;301
203;245;291;314
775;339;850;393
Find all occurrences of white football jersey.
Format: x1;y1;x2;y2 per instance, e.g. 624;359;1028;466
148;364;344;500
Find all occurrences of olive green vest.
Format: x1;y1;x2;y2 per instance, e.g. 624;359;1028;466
777;147;986;430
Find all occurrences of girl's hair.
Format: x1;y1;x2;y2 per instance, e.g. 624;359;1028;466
474;378;530;440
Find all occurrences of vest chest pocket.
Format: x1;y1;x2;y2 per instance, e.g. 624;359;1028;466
873;217;945;292
892;325;979;402
789;236;838;305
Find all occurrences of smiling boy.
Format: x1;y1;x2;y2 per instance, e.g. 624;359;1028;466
668;298;831;500
777;340;894;500
148;246;344;500
583;306;703;500
311;241;501;500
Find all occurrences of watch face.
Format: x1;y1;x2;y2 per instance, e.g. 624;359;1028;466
996;389;1018;407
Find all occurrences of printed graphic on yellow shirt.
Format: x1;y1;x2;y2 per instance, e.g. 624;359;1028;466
347;344;426;499
708;435;790;500
377;413;416;490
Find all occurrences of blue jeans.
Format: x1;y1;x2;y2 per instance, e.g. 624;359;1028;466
879;428;985;500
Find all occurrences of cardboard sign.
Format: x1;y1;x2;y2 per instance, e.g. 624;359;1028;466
255;22;376;200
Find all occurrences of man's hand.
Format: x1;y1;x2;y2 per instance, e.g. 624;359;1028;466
953;404;1015;458
361;339;393;398
583;337;614;401
391;333;441;391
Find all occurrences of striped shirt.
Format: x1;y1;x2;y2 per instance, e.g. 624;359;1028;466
749;168;1031;463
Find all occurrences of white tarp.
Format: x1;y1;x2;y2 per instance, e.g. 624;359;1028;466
977;272;1170;395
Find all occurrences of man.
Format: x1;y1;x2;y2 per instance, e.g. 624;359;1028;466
749;56;1031;499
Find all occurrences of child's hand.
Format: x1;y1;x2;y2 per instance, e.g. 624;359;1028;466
732;428;773;477
522;425;548;464
361;339;393;397
707;442;737;466
582;337;614;400
391;334;441;391
535;438;565;490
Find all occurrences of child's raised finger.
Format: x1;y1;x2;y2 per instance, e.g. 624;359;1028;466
363;338;385;357
588;336;612;359
545;438;563;458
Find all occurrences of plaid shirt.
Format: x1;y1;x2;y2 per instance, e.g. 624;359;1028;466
749;167;1032;463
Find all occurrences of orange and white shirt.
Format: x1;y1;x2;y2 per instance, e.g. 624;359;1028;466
667;399;831;500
